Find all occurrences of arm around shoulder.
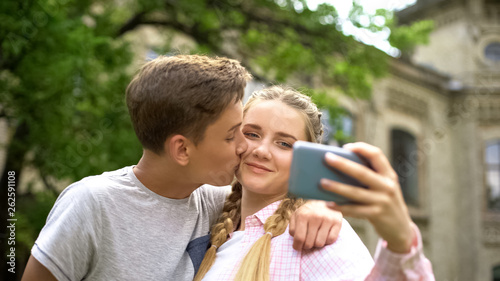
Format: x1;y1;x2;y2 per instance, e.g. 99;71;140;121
22;255;58;281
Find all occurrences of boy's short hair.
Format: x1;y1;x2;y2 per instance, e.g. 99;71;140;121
126;55;251;154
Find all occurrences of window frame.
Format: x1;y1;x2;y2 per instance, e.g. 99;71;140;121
485;139;500;213
390;128;421;207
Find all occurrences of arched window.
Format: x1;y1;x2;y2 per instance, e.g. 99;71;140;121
485;42;500;62
493;264;500;281
391;129;419;206
486;140;500;211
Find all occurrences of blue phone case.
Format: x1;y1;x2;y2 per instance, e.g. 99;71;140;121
288;141;369;204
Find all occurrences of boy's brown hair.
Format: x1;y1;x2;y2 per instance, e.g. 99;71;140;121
126;55;251;154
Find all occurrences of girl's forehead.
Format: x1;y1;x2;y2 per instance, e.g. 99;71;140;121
245;100;295;117
243;100;308;140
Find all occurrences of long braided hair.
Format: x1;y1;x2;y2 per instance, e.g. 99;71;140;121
194;86;323;281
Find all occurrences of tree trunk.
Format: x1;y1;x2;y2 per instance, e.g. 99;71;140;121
0;121;28;281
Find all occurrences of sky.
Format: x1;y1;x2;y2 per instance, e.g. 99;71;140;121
306;0;417;56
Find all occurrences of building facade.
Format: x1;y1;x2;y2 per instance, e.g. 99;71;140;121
341;0;500;280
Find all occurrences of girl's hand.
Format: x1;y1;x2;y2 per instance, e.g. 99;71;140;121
320;142;414;253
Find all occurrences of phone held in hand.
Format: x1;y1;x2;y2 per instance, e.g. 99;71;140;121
288;141;369;204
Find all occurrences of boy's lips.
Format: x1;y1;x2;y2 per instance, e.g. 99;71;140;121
245;162;273;173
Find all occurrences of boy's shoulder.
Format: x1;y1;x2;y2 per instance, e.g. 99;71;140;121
81;166;132;186
60;166;134;199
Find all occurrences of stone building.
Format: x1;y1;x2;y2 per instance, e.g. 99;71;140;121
336;0;500;280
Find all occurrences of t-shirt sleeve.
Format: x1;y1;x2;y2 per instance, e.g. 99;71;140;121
32;181;101;281
300;219;374;281
199;185;231;226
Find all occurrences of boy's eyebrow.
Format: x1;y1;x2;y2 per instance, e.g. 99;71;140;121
244;123;298;140
228;122;242;132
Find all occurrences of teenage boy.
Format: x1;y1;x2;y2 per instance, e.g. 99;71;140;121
21;55;341;281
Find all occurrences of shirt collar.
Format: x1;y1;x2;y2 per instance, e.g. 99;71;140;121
246;200;283;226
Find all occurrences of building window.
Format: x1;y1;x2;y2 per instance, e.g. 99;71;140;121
486;140;500;211
493;264;500;281
485;42;500;62
391;129;419;206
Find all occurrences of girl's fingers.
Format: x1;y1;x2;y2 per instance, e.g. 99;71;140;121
320;178;384;205
329;203;380;220
343;142;398;180
324;152;394;192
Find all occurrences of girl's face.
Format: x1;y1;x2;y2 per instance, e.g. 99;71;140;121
237;100;308;197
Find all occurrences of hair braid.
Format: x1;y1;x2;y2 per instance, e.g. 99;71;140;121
193;182;242;281
195;85;321;281
234;197;305;281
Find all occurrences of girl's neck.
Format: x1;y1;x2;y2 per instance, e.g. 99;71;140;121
238;188;287;231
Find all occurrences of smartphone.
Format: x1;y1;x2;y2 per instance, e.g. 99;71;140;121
288;141;369;204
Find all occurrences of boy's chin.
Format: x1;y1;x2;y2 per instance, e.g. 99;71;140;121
212;178;235;186
206;171;236;186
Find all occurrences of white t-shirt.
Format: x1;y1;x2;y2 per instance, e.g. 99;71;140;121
32;166;230;281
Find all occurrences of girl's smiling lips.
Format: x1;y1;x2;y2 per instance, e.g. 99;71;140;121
245;162;273;173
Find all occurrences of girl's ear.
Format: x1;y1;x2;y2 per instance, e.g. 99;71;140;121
166;135;191;166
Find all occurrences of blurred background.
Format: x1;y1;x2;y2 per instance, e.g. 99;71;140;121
1;0;499;280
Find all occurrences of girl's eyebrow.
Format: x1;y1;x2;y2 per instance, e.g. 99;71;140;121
275;132;297;141
243;123;297;140
242;123;261;130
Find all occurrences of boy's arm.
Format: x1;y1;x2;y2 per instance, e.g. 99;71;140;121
289;200;343;250
22;256;57;281
23;182;100;280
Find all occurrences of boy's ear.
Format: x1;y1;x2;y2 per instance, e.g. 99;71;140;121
167;135;192;166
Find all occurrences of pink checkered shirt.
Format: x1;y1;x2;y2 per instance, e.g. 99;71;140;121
203;201;435;281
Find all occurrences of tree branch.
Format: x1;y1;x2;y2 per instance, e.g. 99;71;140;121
116;11;147;37
41;174;58;195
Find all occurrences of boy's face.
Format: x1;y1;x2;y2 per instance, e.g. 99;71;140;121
188;100;247;186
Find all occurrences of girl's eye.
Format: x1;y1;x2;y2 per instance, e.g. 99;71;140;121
277;141;292;148
244;132;259;138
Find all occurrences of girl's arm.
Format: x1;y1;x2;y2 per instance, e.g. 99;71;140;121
320;142;435;280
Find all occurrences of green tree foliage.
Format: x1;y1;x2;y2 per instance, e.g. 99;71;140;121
0;0;139;278
0;0;431;279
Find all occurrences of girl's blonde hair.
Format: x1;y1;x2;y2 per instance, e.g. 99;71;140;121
194;86;323;281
